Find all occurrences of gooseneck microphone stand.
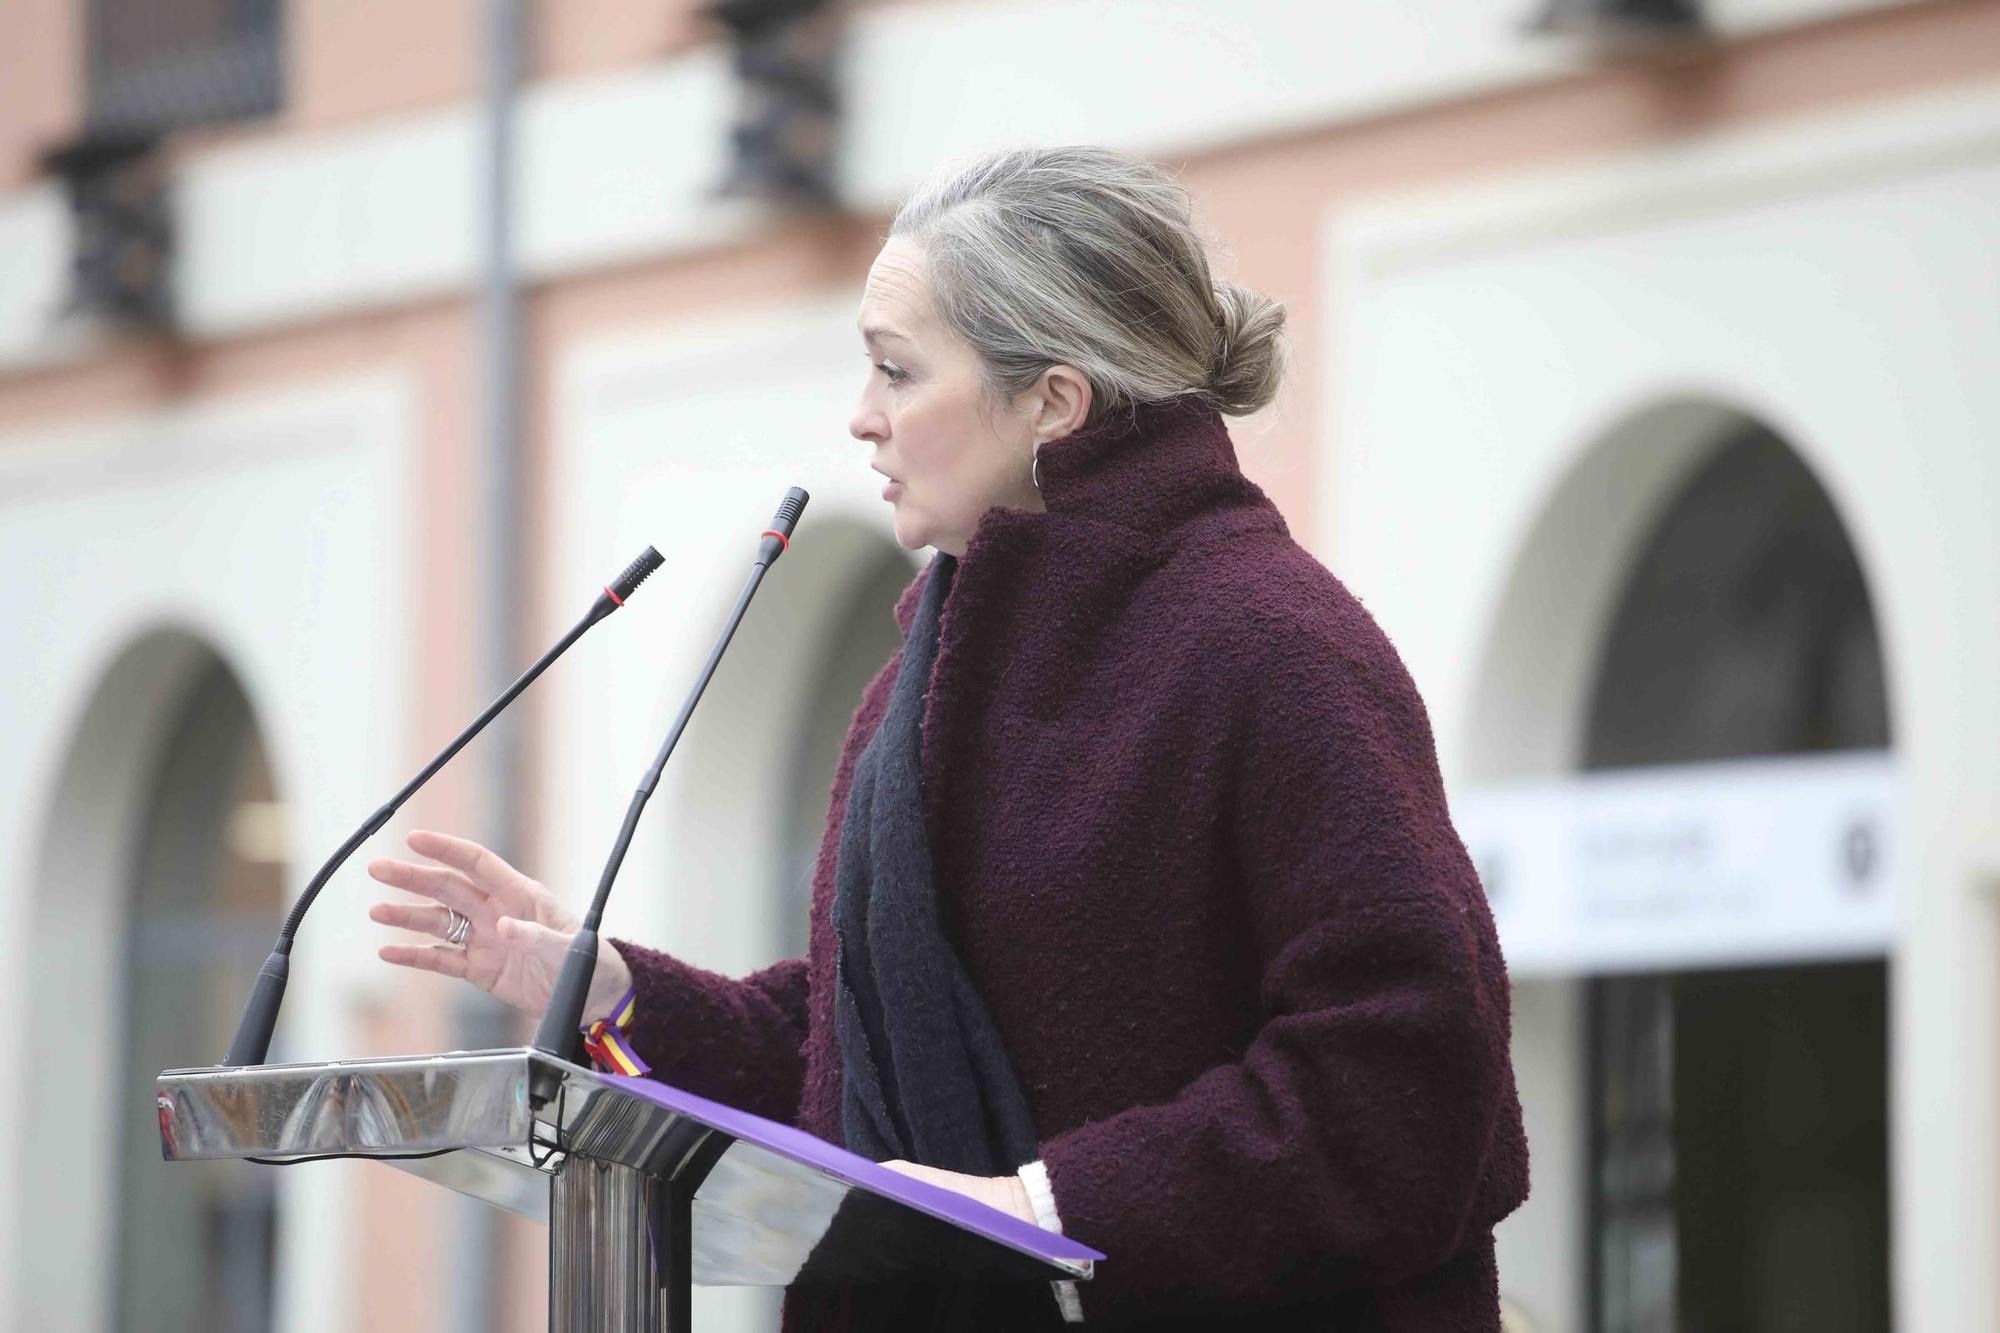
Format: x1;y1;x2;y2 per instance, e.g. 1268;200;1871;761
530;488;809;1080
220;546;667;1068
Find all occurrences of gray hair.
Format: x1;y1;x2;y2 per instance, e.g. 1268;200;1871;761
887;145;1287;427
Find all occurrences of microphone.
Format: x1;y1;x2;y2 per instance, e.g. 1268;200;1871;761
220;546;667;1067
530;488;809;1081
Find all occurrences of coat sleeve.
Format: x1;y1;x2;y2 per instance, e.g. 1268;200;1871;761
604;942;810;1126
1036;611;1527;1320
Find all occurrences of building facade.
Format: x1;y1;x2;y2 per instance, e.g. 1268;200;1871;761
1;1;1996;1329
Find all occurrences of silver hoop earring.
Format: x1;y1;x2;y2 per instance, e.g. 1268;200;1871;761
1031;450;1042;491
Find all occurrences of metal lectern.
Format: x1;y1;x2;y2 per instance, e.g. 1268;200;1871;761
157;1047;1100;1331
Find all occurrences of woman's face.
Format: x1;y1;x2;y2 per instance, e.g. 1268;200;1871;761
850;237;1084;556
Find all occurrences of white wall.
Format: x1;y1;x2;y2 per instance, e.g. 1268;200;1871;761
1322;83;2000;1333
0;374;409;1332
1502;979;1585;1333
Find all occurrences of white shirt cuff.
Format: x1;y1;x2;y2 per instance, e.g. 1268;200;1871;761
1017;1159;1085;1323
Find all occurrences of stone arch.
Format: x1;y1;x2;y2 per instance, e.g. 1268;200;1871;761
649;509;916;971
1461;396;1890;785
1580;418;1890;768
1464;395;1895;1333
20;625;285;1332
772;527;916;956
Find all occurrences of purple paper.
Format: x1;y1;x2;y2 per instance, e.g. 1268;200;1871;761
605;1073;1103;1268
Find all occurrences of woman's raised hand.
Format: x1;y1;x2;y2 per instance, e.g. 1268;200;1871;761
366;830;632;1019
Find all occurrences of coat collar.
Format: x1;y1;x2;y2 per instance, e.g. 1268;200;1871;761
1031;393;1249;527
893;395;1271;633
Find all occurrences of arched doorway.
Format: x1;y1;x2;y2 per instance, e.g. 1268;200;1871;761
23;631;286;1332
1456;401;1898;1333
643;512;915;972
1580;421;1891;1332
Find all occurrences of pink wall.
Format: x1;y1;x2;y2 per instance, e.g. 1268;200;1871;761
0;0;79;190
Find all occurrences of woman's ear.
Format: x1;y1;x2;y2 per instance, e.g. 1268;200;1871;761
1031;365;1092;445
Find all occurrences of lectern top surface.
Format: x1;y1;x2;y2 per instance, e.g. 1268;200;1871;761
158;1046;1100;1287
600;1070;1102;1271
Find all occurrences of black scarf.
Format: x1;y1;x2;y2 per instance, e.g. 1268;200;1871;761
833;551;1043;1176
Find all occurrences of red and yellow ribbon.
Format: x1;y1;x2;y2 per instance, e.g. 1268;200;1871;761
581;987;650;1077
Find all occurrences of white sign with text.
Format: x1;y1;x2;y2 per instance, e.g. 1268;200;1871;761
1451;751;1899;976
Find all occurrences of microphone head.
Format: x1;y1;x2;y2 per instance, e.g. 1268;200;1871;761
755;488;810;568
768;487;809;539
609;546;665;602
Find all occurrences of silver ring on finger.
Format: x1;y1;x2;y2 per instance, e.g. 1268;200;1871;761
443;907;472;947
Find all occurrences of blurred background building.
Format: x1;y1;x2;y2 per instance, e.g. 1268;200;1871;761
1;0;1997;1329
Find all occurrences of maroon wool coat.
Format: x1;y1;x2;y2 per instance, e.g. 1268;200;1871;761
613;395;1530;1330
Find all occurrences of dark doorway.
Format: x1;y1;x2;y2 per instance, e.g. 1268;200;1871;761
1589;962;1890;1333
1582;420;1892;1332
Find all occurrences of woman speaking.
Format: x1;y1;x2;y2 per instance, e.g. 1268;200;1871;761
368;145;1529;1330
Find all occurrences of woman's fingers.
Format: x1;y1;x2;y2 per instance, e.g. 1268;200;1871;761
405;829;541;912
378;942;473;980
366;831;580;1013
368;901;455;939
365;856;487;917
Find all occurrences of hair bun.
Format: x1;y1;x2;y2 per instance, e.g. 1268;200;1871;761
1208;282;1287;416
889;145;1291;424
